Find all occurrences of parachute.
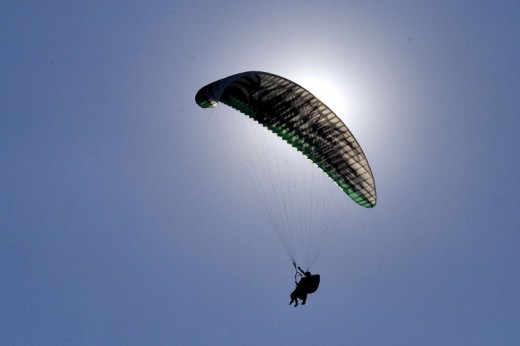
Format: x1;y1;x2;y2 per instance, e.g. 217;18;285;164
196;71;376;268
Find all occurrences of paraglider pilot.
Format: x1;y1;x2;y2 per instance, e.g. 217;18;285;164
289;265;320;307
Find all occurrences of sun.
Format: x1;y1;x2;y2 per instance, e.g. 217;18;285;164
296;74;351;120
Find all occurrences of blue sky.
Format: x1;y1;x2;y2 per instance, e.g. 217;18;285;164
2;1;520;345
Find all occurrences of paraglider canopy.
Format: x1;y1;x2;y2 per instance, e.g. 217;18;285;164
195;71;376;208
196;71;377;269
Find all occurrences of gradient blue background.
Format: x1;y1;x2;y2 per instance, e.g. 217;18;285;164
2;1;519;345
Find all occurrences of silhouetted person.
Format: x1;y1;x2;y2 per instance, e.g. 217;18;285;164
289;266;320;307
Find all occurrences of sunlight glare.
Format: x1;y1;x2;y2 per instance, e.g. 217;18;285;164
296;75;351;120
291;70;372;142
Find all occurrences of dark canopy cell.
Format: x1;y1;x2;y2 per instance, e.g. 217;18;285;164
195;71;376;208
